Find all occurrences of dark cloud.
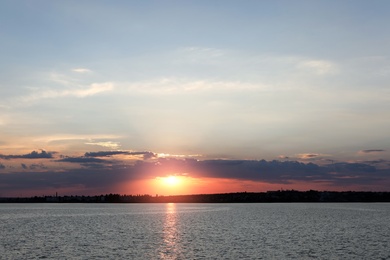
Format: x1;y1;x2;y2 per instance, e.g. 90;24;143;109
0;150;55;160
1;158;389;196
0;163;5;170
142;152;156;160
85;151;129;157
57;157;107;164
360;149;385;154
323;159;336;163
29;163;48;170
130;158;389;188
156;159;324;184
329;163;376;175
21;163;28;169
80;163;111;169
85;150;156;160
363;159;387;164
304;154;319;158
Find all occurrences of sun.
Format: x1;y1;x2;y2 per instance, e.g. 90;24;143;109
163;175;180;186
152;175;193;195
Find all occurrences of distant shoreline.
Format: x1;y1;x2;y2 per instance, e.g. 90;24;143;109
1;190;390;203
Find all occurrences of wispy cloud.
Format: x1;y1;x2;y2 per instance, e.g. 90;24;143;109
85;150;156;160
176;47;225;63
296;153;325;159
119;78;270;95
34;134;122;144
11;69;113;105
72;68;92;74
298;59;337;75
156;153;202;159
23;83;113;101
359;149;385;154
85;141;121;149
48;72;80;87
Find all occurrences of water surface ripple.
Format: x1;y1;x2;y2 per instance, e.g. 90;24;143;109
1;203;389;259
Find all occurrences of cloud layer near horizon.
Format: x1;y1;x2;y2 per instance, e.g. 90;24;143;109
1;150;389;197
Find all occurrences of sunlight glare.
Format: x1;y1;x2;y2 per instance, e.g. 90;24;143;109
164;175;180;186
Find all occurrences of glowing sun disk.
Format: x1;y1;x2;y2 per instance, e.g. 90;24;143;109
164;176;179;186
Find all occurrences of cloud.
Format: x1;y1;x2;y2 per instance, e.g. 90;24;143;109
72;68;92;74
359;149;385;154
0;163;5;170
363;159;388;164
132;158;389;188
142;152;157;160
331;162;376;173
1;158;389;196
296;153;322;159
29;163;48;170
0;150;55;160
21;163;27;169
156;153;202;159
72;83;113;97
56;83;113;98
187;159;324;183
298;59;337;75
34;134;122;144
177;47;225;63
21;83;113;102
85;141;121;149
57;157;108;164
173;47;338;79
84;151;129;157
85;150;156;160
120;78;269;95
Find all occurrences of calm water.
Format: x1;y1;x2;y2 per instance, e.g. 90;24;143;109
0;203;389;259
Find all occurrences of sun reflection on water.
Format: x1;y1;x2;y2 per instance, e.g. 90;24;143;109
159;203;180;259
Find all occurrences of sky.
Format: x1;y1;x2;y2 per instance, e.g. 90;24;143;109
1;0;390;197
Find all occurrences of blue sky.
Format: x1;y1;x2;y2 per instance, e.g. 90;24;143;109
1;1;389;196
